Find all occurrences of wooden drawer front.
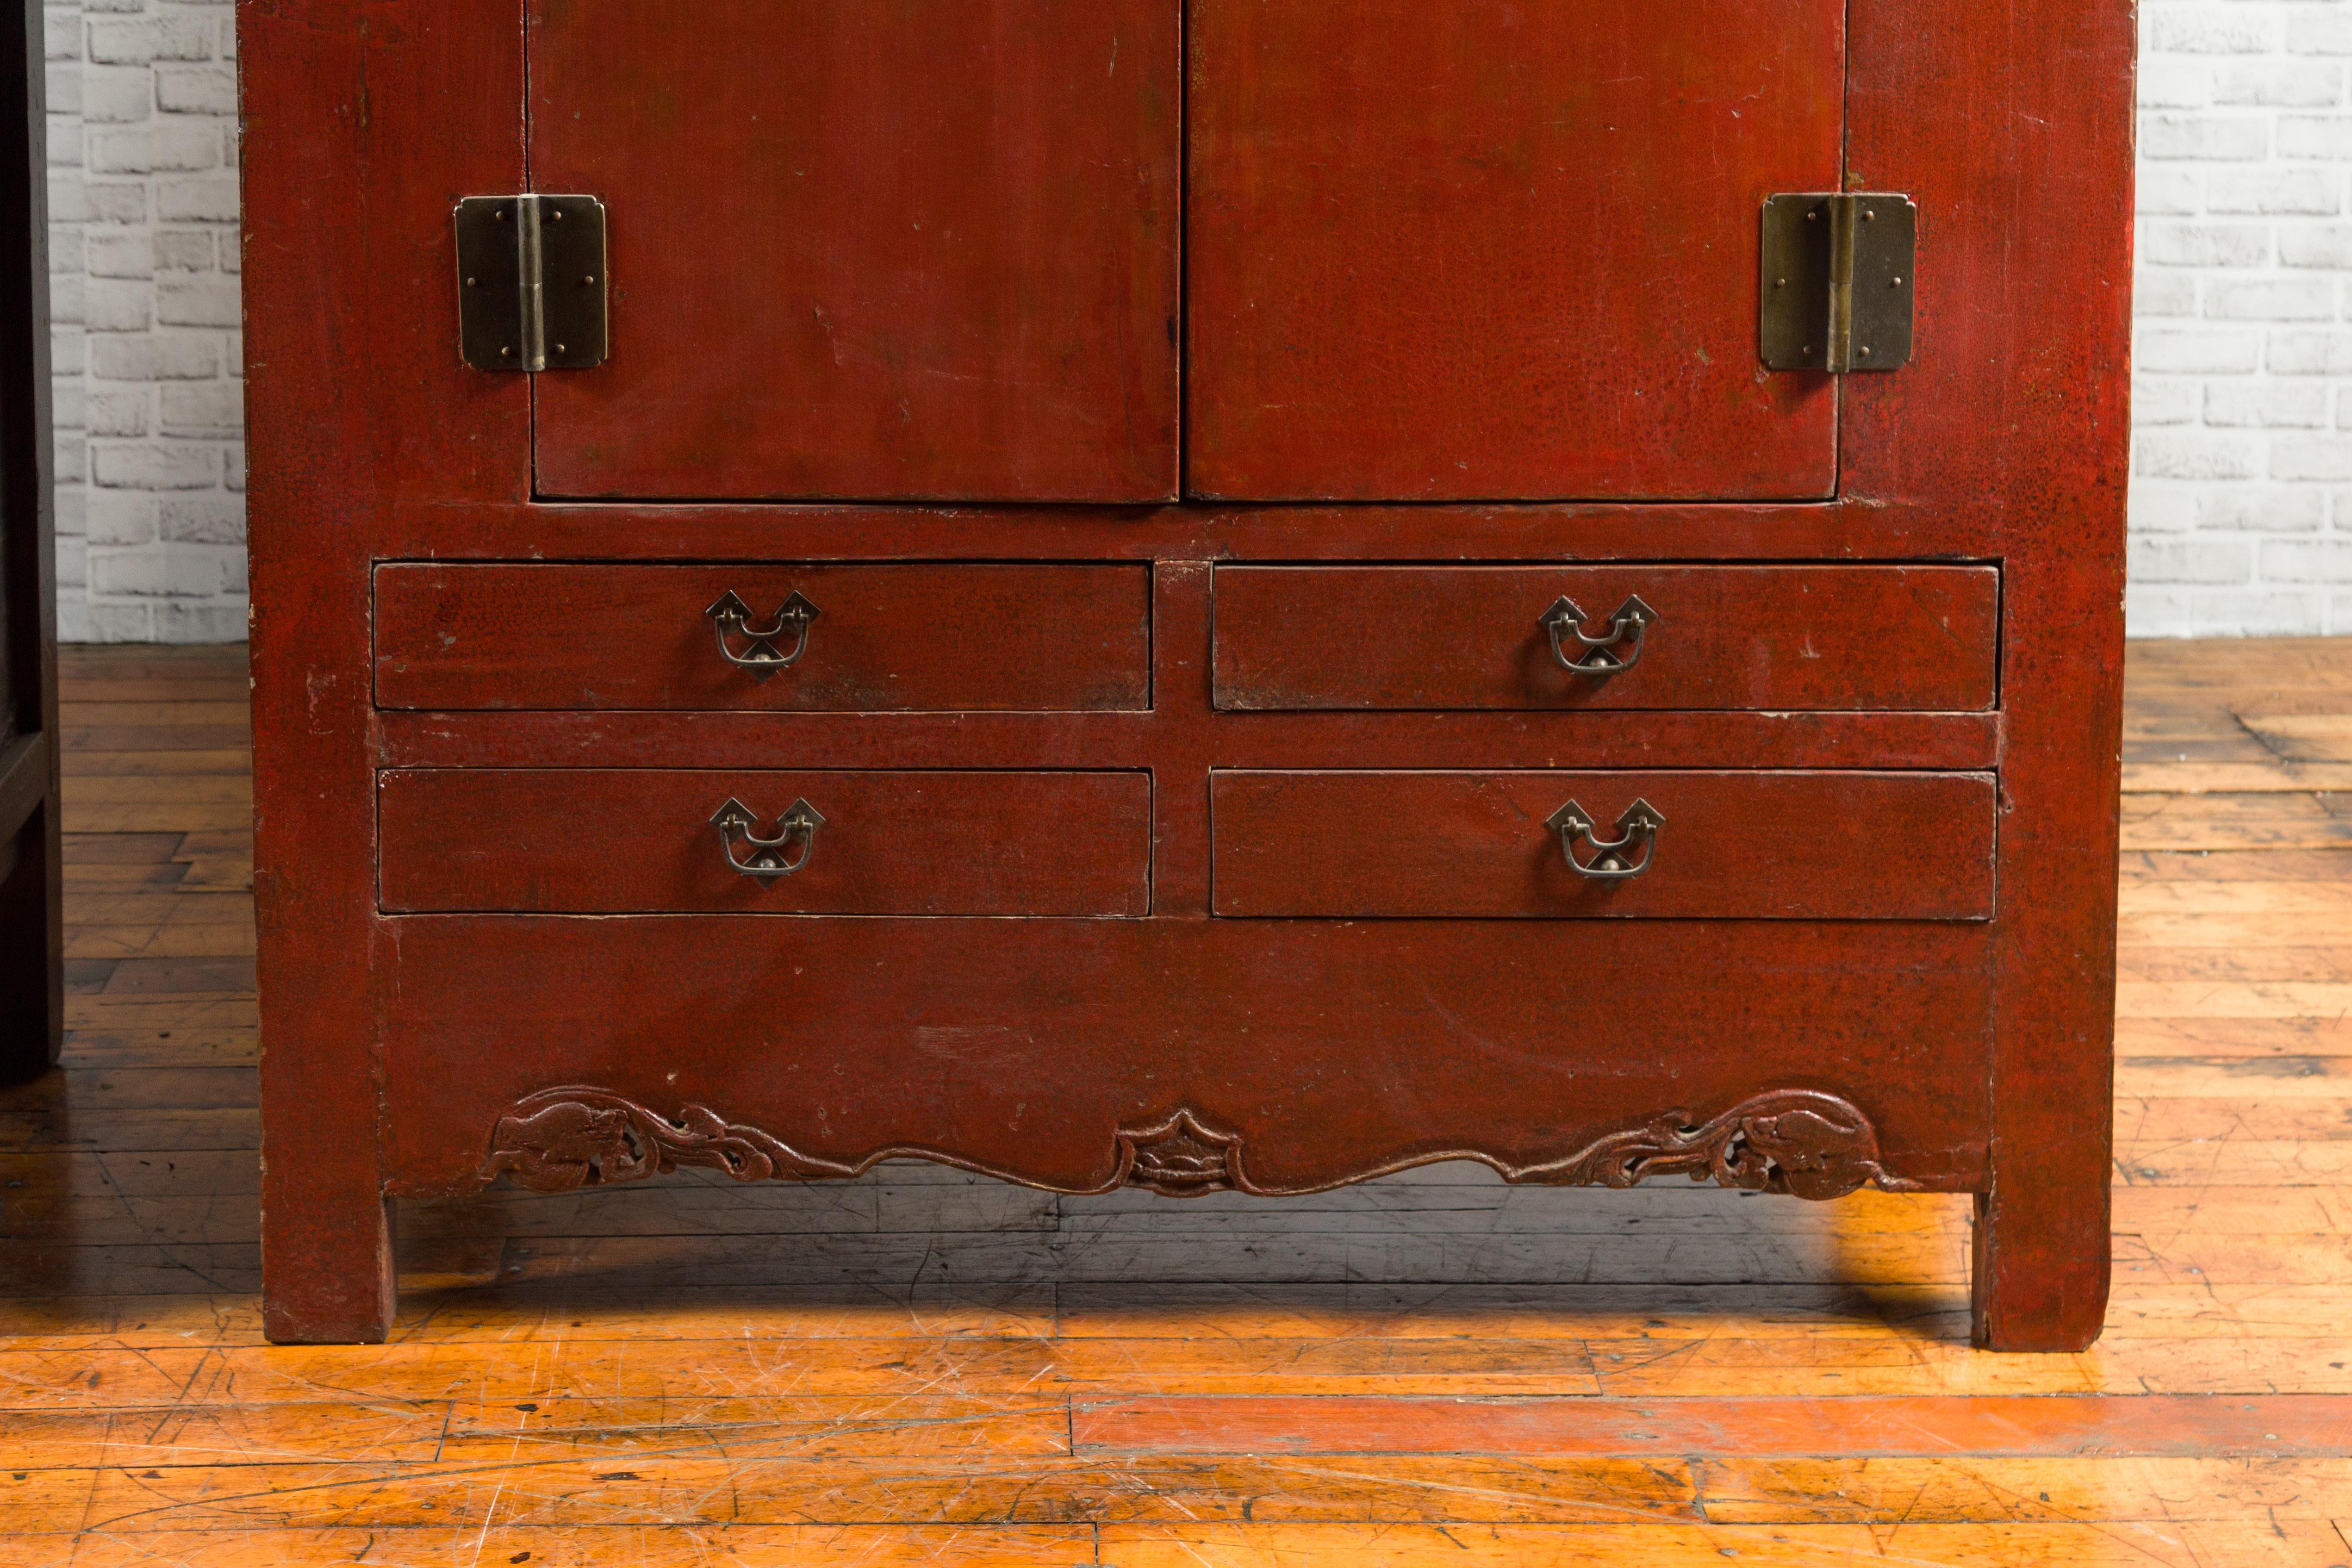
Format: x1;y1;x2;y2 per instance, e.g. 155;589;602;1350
1214;566;1999;711
1213;771;1994;920
380;770;1151;916
374;564;1151;712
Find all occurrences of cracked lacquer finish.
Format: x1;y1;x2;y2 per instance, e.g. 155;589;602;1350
243;0;2129;1349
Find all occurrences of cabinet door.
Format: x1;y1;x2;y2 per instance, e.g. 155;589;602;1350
1188;0;1845;501
529;2;1180;502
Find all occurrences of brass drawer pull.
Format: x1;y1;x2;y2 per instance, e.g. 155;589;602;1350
1541;594;1657;676
706;590;820;678
710;797;826;883
1548;798;1664;879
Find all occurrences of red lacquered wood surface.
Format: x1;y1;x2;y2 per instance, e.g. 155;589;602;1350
383;916;1993;1196
1212;771;1995;920
1213;566;2000;712
241;0;2132;1352
245;0;536;1345
374;564;1152;712
378;769;1151;916
1187;0;1844;500
1846;0;2134;1349
527;0;1181;502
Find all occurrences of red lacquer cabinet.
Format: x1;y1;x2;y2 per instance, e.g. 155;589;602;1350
241;1;2132;1348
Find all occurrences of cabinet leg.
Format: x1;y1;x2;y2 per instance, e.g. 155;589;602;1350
0;804;62;1088
1969;1186;2109;1352
263;1193;396;1344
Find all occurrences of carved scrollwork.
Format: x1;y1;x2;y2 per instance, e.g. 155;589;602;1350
1112;1109;1251;1197
1511;1088;1910;1200
486;1088;856;1192
483;1086;1911;1201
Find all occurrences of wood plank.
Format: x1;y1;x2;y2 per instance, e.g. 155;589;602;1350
2243;713;2352;762
2120;793;2352;851
14;1328;2352;1407
2124;761;2352;793
2120;947;2352;981
1074;1393;2352;1456
2121;849;2352;880
0;1527;1097;1567
1094;1521;2352;1567
0;1286;1057;1348
0;1396;1066;1473
62;801;253;834
55;679;250;703
61;863;193;891
2116;1139;2352;1184
64;777;252;806
61;748;251;778
2116;1019;2352;1056
59;832;185;865
57;1452;2352;1530
2116;982;2352;1019
63;997;257;1030
64;923;256;960
2120;881;2352;915
60;1028;259;1068
55;701;254;727
63;892;255;925
96;957;256;996
56;724;252;752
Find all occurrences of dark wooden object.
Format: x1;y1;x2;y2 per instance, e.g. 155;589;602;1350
242;0;2130;1349
0;0;55;1087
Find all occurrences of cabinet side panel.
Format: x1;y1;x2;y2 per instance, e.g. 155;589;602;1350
1844;0;2134;1348
240;0;530;1342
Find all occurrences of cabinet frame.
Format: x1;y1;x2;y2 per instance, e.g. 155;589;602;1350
241;0;2128;1350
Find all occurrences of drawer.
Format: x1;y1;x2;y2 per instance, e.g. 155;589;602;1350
1212;771;1994;920
379;769;1151;916
1213;566;1998;711
374;564;1151;712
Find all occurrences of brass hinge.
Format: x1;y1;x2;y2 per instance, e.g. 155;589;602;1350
453;194;609;372
1760;193;1916;373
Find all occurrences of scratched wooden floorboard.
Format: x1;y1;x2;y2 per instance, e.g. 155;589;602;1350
4;641;2352;1566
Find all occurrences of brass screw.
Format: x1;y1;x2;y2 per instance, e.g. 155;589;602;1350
1864;209;1877;221
554;343;567;355
499;345;512;357
1802;345;1814;356
1774;277;1786;288
1892;276;1904;286
1860;346;1873;358
464;276;477;287
583;274;597;286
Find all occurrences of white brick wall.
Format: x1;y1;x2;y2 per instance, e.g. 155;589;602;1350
36;4;2352;640
47;0;246;645
2131;1;2352;635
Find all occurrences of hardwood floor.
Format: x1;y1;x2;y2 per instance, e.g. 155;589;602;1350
4;639;2352;1565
